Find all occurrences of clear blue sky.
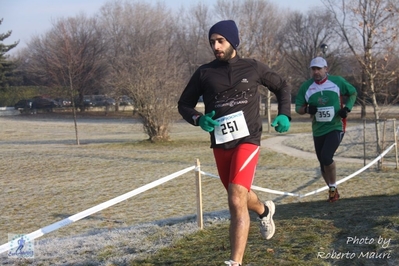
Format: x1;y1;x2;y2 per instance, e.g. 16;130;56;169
2;0;323;55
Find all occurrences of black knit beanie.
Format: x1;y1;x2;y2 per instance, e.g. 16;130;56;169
208;20;240;50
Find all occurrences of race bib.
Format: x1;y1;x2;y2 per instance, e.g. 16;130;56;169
315;106;334;122
214;111;250;144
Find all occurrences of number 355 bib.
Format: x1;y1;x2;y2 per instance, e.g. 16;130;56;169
214;111;250;144
315;106;335;122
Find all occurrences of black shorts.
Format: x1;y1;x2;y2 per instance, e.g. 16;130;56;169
313;130;344;169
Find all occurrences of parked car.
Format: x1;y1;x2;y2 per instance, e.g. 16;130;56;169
119;95;134;106
54;98;72;107
83;95;94;107
31;96;60;110
88;95;116;107
72;95;94;109
14;99;33;110
14;97;60;113
104;97;116;106
92;95;115;107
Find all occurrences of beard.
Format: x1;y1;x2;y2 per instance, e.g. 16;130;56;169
215;45;235;61
313;74;323;81
313;73;327;82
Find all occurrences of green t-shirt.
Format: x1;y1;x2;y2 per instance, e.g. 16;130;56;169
295;75;357;137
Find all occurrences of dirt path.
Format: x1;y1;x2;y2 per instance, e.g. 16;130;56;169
261;133;366;164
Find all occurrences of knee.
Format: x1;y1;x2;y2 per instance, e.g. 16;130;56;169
320;154;333;166
228;186;247;210
228;193;244;209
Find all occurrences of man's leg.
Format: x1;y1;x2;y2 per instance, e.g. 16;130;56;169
248;189;275;239
323;161;336;186
228;185;272;264
215;143;274;264
228;183;251;264
224;144;262;264
315;132;341;178
213;147;247;265
314;134;327;185
247;189;266;215
319;131;344;202
324;161;340;201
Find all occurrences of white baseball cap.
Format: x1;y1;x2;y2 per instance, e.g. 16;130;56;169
310;57;327;68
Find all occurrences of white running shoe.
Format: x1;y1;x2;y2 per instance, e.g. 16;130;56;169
224;260;241;266
259;200;275;240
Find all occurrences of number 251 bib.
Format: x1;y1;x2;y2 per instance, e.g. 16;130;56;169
214;111;250;144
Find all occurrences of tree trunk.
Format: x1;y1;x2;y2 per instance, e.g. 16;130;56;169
267;91;272;133
370;81;381;169
360;70;367;119
69;76;80;145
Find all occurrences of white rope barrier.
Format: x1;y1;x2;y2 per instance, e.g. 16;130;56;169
300;143;396;197
0;166;195;255
251;185;301;197
200;171;300;196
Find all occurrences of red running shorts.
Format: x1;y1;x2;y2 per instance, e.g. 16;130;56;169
213;143;260;191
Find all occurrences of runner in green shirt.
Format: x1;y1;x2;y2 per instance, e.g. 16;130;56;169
295;57;357;202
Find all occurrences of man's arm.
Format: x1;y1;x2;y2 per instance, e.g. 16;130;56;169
295;82;308;115
178;69;203;126
296;105;308;115
342;79;357;111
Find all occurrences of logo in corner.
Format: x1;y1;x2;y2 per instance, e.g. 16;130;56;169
8;234;34;259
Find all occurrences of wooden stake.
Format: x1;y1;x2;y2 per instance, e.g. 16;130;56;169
195;159;203;229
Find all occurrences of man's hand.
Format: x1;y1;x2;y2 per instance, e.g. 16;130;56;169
271;114;290;133
199;110;219;132
338;107;350;118
306;105;318;115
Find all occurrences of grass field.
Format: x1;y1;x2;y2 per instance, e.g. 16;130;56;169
0;110;398;265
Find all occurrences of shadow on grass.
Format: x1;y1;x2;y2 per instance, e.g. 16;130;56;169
133;193;399;266
273;174;322;203
253;193;399;266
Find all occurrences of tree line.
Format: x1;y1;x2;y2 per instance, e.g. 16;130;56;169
1;0;398;147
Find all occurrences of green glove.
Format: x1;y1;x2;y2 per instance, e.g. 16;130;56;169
271;114;290;133
199;110;220;132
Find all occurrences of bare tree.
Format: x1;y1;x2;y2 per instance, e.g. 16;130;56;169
215;0;289;131
279;9;342;86
323;0;399;157
20;14;108;145
214;0;241;20
100;1;185;142
240;0;288;131
174;2;214;77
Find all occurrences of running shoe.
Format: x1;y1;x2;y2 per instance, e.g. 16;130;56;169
328;187;340;202
224;260;241;266
259;200;275;239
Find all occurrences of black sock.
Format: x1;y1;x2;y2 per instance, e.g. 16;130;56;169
259;204;269;218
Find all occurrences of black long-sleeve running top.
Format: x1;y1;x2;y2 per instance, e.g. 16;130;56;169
178;55;291;149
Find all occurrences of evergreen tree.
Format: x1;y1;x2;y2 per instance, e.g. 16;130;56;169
0;18;18;89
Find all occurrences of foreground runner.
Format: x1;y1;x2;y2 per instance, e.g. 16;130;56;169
178;20;291;266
